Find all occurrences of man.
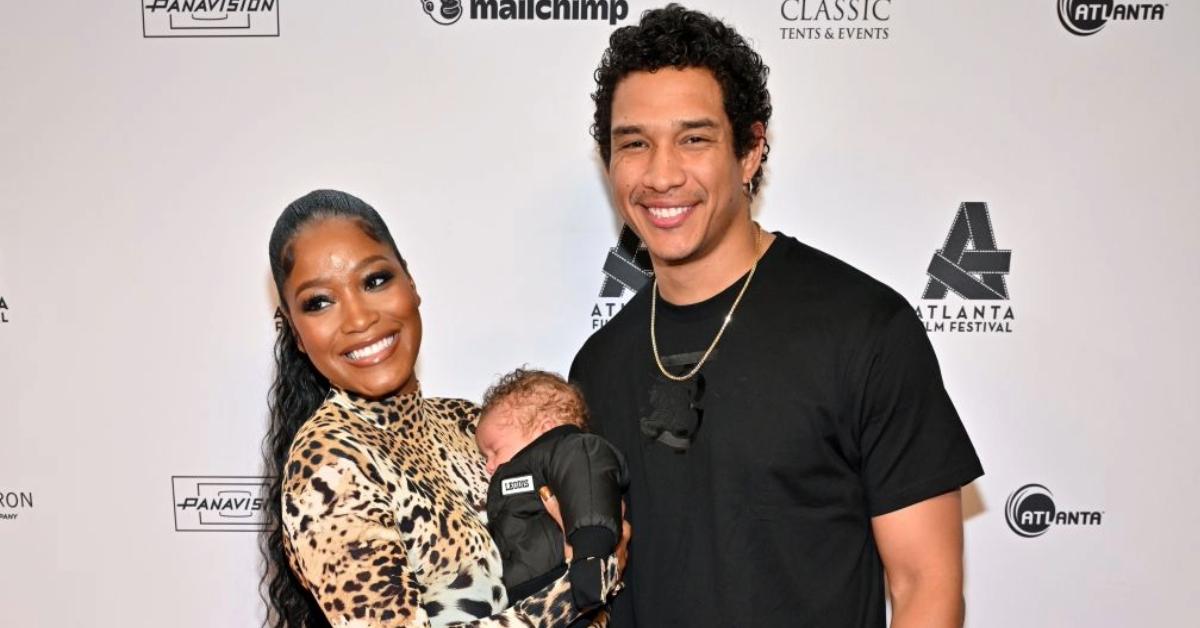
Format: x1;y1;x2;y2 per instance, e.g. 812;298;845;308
569;5;983;627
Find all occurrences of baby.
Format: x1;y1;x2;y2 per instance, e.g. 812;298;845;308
477;368;628;616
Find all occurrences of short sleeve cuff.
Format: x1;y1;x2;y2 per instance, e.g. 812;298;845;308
867;462;984;517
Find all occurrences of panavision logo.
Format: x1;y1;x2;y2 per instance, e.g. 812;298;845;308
420;0;630;26
172;476;269;532
0;491;33;521
917;202;1014;334
1005;483;1104;538
142;0;280;38
591;225;653;330
1057;0;1166;37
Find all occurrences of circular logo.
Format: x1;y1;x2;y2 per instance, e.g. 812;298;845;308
422;0;463;25
1006;483;1056;538
1058;0;1111;36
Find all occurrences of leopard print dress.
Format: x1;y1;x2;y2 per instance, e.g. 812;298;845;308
282;386;614;627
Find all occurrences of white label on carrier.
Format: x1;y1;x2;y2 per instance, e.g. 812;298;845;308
501;475;535;496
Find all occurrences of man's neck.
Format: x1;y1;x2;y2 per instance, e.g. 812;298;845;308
653;222;774;305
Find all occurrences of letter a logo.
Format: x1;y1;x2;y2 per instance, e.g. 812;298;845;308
599;225;654;298
923;202;1012;300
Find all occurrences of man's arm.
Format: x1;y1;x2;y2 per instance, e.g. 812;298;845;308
871;489;965;628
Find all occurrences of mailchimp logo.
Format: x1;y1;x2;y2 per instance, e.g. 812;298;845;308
1057;0;1166;37
422;0;630;25
1005;483;1104;538
421;0;463;25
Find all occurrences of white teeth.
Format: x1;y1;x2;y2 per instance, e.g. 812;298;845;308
648;206;690;219
346;334;396;361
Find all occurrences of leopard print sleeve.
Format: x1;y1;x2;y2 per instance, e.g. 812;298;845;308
285;450;430;626
498;556;620;628
282;400;620;628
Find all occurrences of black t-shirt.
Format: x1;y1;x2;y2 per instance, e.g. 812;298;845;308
570;233;983;628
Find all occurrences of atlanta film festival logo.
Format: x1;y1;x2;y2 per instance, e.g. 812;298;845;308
142;0;280;38
917;202;1015;334
1057;0;1167;36
1005;483;1104;538
172;476;269;532
591;225;653;330
420;0;630;25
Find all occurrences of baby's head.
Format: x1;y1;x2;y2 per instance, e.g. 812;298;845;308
477;368;588;475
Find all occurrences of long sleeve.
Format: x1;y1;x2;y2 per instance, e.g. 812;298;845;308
283;443;618;627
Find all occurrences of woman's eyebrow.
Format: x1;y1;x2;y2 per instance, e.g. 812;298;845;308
292;255;392;296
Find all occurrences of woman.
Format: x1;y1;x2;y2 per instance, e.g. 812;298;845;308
260;190;620;627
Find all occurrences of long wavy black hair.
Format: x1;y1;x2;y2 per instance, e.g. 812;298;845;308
591;3;773;195
259;189;407;627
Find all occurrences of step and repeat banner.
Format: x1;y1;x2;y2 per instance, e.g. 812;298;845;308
1;1;1196;626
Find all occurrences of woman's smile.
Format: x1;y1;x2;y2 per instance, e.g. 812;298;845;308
342;332;399;365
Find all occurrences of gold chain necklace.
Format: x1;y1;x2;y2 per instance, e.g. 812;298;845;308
650;228;762;382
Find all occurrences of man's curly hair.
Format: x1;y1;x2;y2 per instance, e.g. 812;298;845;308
481;368;589;432
591;4;772;195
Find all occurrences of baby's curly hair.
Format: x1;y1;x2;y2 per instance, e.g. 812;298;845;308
590;3;773;195
481;368;589;432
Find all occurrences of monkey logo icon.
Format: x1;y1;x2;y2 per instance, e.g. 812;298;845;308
421;0;463;25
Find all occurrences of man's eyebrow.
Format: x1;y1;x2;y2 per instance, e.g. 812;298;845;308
679;118;718;130
292;254;391;296
612;119;718;137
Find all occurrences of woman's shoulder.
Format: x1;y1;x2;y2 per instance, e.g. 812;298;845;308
423;395;480;415
291;395;372;448
423;396;482;435
282;397;381;490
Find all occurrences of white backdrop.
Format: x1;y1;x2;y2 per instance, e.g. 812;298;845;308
1;1;1197;626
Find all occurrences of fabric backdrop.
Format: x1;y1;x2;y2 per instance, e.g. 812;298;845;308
1;1;1197;625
